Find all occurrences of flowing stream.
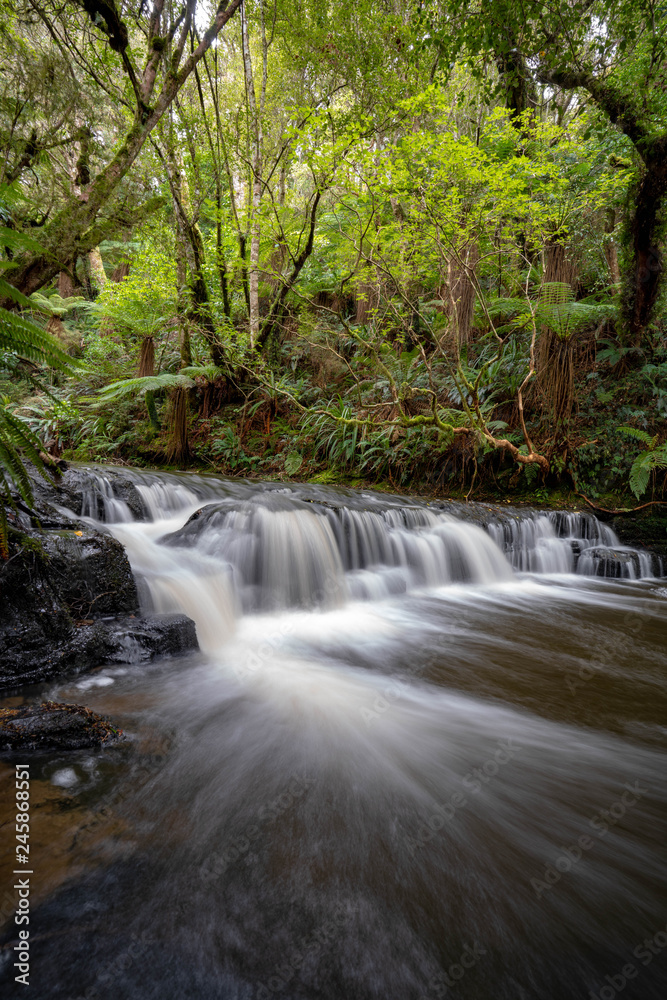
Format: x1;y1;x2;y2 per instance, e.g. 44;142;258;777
1;470;666;1000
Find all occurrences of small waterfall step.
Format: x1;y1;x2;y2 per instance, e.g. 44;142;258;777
68;466;664;603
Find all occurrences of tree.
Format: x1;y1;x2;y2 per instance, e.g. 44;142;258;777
437;0;667;343
1;0;243;302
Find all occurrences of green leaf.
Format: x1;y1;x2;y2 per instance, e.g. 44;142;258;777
97;372;195;401
619;425;654;447
284;451;303;475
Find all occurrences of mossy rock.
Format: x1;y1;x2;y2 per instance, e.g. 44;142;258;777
0;702;123;754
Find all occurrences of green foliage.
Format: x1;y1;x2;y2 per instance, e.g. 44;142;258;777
28;291;87;317
283;451;303;476
0;269;77;552
210;427;264;473
96;372;196;402
619;426;667;499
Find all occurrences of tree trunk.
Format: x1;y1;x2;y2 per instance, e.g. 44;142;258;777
111;260;130;283
88;247;107;296
257;190;321;351
163;140;226;367
167;387;190;465
175;212;192;367
537;68;667;344
444;244;479;345
604;209;621;290
544;239;578;290
241;0;267;348
57;271;75;298
624;159;667;344
138;336;155;378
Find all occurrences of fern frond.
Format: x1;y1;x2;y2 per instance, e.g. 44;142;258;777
0;226;42;255
29;291;87;317
97;372;195;402
537;300;615;339
0;277;33;309
180;364;224;382
628;453;652;499
619;425;655;447
0;308;77;370
538;282;574;306
0;404;50;555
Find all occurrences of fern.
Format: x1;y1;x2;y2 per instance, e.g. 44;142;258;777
619;425;655;447
96;372;196;402
29;291;87;317
619;427;667;498
180;364;224;382
0;265;78;554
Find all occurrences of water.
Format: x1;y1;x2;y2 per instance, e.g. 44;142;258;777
1;469;666;1000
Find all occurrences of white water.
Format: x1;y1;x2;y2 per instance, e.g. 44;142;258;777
80;470;661;656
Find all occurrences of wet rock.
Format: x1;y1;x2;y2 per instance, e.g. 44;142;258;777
22;463;148;523
0;601;198;687
88;613;199;665
107;473;148;520
610;512;667;566
577;546;641;578
1;465;198;689
0;524;139;687
0;701;123;753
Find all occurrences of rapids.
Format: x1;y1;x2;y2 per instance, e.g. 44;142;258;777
1;469;666;1000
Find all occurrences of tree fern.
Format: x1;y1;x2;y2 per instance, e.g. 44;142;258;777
29;291;87;317
96;372;196;401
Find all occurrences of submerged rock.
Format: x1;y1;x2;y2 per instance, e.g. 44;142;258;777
577;545;642;578
0;701;123;753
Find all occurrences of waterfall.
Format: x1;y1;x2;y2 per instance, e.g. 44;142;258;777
73;467;663;651
18;465;667;1000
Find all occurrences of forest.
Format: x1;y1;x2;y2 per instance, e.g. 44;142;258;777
2;0;667;523
2;6;667;999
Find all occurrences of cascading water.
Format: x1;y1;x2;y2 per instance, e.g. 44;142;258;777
1;467;666;1000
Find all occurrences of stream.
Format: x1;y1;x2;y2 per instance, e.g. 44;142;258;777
1;470;666;999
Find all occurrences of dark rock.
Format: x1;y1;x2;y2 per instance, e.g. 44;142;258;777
85;613;199;665
0;701;123;753
45;530;138;617
1;566;198;685
108;474;147;520
1;465;198;689
610;512;667;565
0;524;139;686
22;463;148;524
577;546;641;578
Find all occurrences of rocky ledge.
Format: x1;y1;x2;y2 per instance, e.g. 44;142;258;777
0;702;123;753
1;464;199;689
